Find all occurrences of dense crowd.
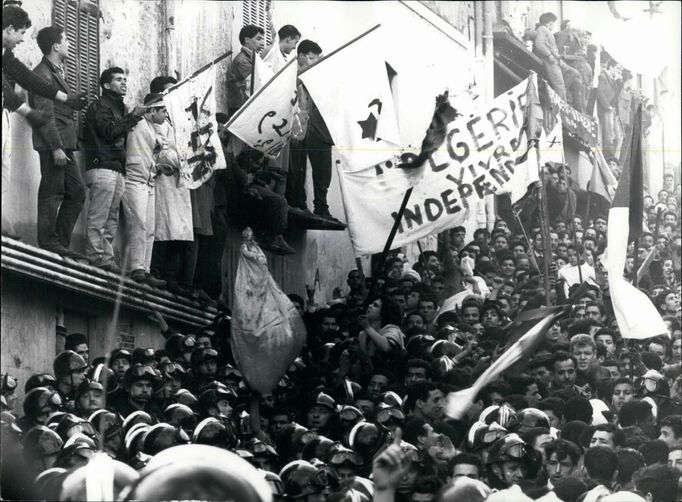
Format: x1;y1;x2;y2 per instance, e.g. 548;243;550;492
2;2;682;502
1;168;680;500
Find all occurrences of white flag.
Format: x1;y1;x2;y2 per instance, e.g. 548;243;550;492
253;54;275;92
299;26;402;171
163;65;226;189
227;58;298;159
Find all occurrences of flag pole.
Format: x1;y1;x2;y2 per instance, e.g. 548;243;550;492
536;152;553;306
513;209;541;273
632;237;639;288
162;50;233;95
363;187;414;308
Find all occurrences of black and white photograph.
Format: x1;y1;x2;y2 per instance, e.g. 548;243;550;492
1;0;681;500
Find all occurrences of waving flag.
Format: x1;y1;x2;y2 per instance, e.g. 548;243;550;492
163;65;227;188
227;58;298;158
603;105;667;339
298;25;402;171
445;308;565;420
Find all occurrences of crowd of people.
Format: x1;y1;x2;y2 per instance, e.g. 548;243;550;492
1;163;681;500
2;2;682;502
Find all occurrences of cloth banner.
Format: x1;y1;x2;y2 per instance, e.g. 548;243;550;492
545;82;598;147
227;58;298;158
338;76;563;256
163;65;226;189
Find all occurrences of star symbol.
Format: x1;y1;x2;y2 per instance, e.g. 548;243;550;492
357;113;378;140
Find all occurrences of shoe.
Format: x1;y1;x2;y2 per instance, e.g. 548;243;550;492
269;235;296;255
1;230;21;240
313;208;341;222
193;288;217;306
101;262;122;274
144;273;167;289
40;243;70;255
61;248;88;261
129;269;147;283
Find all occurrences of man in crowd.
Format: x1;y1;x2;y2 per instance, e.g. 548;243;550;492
83;67;145;272
29;26;85;259
121;93;168;287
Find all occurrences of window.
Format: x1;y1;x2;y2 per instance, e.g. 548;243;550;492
242;0;274;45
52;0;100;139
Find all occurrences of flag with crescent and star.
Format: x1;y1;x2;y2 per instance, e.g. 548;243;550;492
298;25;402;172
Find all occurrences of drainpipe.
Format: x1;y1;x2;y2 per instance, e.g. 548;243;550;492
482;1;496;231
164;1;177;78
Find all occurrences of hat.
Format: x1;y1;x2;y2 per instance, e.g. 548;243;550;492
143;93;165;108
401;269;421;283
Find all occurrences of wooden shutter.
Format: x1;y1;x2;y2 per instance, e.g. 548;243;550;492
242;0;274;45
52;0;100;138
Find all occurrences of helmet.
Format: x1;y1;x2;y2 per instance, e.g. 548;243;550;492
89;364;118;391
301;436;334;461
34;468;68;500
485;433;541;486
89;410;122;441
53;351;87;379
338;405;364;426
173;389;198;409
190;348;219;370
142;422;188;455
467;421;508;452
327;445;363;468
25;373;57;393
306;391;336;413
54;441;96;469
518;408;551;431
349;421;387;460
122;445;272;502
263;471;285;499
198;386;236;416
122;364;160;389
122;410;154;437
58;454;139;501
54;413;98;443
191;417;236;448
23;387;63;419
22;425;63;460
1;373;17;394
163;403;196;433
280;460;329;499
160;362;187;381
74;379;105;403
635;370;670;400
132;347;156;365
375;404;405;428
480;404;519;431
247;438;279;458
109;348;132;364
124;423;151;459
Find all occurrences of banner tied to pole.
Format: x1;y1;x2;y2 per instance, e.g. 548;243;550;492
163;65;227;189
336;74;563;256
227;57;298;158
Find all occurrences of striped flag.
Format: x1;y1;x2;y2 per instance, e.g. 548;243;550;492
603;105;667;340
444;308;565;420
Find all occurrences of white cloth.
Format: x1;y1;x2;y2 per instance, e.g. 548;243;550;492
153;121;193;241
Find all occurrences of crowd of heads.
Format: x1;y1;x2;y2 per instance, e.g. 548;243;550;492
1;169;680;500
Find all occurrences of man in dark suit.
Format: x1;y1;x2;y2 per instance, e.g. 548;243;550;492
29;26;86;258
